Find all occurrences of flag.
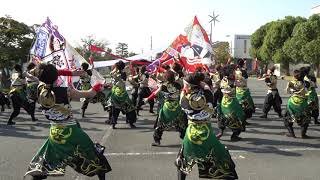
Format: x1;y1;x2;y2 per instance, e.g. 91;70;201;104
146;51;173;73
179;16;213;72
146;16;213;73
89;45;105;53
30;17;105;87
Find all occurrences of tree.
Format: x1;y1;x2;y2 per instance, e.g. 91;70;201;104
0;15;35;89
250;22;273;64
212;41;230;64
251;16;306;75
285;15;320;77
115;43;129;58
128;52;137;57
75;35;112;61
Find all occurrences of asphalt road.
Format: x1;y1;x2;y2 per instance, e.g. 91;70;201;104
1;78;320;180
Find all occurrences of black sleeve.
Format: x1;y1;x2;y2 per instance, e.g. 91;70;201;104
241;70;249;79
121;72;127;81
265;77;271;83
309;75;317;83
86;70;93;76
175;82;182;90
305;81;311;89
204;90;214;105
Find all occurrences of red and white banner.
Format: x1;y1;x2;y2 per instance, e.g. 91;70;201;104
30;17;105;87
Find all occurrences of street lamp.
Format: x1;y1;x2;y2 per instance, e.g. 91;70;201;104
208;11;220;43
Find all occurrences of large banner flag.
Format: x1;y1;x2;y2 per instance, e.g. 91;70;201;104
179;16;213;72
147;16;213;73
30;18;105;87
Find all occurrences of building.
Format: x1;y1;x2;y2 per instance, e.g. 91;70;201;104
311;5;320;15
227;34;253;70
228;34;252;59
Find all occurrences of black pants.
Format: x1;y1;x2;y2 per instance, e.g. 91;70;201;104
137;87;154;111
111;107;137;125
131;87;139;107
153;126;186;142
8;93;36;122
262;89;282;115
213;88;223;108
284;111;309;136
81;98;90;110
0;92;10;111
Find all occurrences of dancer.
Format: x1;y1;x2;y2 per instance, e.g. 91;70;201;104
235;60;255;120
0;90;10;112
128;66;140;109
7;64;38;125
216;65;245;141
210;64;223;109
79;62;92;117
147;70;187;146
136;65;154;115
259;66;282;118
175;72;238;180
301;67;319;124
25;62;39;121
284;69;311;138
24;63;111;180
109;61;137;129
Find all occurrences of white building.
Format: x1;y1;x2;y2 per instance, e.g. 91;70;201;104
311;5;320;15
228;34;252;60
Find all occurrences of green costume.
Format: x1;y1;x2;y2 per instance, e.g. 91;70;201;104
153;82;187;144
25;85;111;178
217;77;245;135
177;88;238;179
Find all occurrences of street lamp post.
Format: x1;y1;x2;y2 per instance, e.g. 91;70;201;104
208;11;220;43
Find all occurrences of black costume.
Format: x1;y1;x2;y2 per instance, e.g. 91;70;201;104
260;73;282;118
136;67;154;115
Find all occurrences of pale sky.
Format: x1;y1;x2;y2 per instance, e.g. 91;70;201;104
1;0;319;54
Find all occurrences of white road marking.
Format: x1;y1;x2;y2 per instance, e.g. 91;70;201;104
104;147;320;156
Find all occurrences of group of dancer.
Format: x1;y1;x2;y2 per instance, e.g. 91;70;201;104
0;57;319;180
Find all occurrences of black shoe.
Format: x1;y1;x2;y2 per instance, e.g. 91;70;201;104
112;124;116;129
260;114;267;118
129;123;136;128
151;141;160;146
314;120;320;124
278;114;283;118
32;118;38;122
104;120;111;124
230;136;242;142
7;121;15;125
301;134;310;139
285;132;296;138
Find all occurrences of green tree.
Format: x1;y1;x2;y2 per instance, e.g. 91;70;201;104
116;43;129;58
212;41;230;64
128;52;137;57
252;16;306;75
0;15;35;89
250;22;273;64
75;35;112;61
285;15;320;76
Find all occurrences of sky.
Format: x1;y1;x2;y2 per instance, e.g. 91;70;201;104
1;0;319;54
